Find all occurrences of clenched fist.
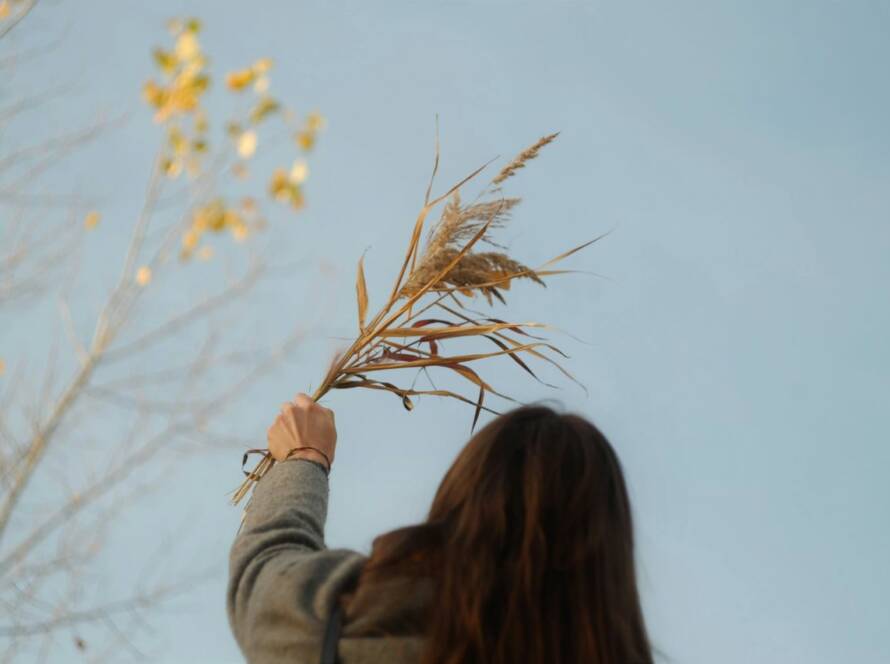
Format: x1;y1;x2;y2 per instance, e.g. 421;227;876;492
267;393;337;470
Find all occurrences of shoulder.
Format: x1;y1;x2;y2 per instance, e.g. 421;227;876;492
335;574;433;664
252;547;368;625
339;635;426;664
234;547;368;662
342;573;434;639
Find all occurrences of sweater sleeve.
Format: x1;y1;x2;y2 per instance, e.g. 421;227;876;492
227;458;366;663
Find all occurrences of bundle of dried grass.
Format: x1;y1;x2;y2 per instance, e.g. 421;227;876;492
232;131;608;505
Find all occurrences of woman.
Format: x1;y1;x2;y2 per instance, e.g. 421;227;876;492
228;393;653;664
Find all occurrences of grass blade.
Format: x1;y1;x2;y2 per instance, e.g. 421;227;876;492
356;254;369;332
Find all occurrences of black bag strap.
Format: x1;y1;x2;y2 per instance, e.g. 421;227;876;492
319;601;343;664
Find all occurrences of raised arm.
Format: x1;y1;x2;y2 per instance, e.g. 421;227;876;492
227;396;365;662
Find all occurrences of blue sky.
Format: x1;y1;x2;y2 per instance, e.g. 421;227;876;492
4;1;889;662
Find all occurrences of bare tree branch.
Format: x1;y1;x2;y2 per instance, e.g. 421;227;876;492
0;8;331;658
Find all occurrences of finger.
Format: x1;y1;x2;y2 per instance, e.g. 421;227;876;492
279;407;296;432
294;393;313;407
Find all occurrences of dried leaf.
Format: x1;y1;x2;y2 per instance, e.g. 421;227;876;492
233;131;589;506
537;228;615;270
471;386;485;432
380;347;423;363
381;321;546;341
411;318;455;328
356;255;369;332
437;302;581;390
387;206;432;306
331;379;500;417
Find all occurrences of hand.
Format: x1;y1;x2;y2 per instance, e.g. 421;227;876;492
267;393;337;469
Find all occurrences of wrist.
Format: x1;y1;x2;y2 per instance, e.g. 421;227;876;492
283;447;331;472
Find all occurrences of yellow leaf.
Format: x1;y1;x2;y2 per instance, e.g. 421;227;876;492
185;17;202;33
0;1;11;20
83;211;101;230
253;58;273;74
305;111;326;131
223;209;243;229
136;266;152;286
185;155;201;177
152;48;178;74
168;126;187;154
232;223;249;241
195;111;209;133
268;168;304;209
141;80;165;108
0;358;5;376
195;199;227;231
289;160;309;184
253;76;270;94
175;31;199;61
296;130;315;151
249;96;279;124
182;228;200;250
237;130;257;158
226;68;255;91
186;73;210;94
161;157;182;178
269;168;289;201
155;89;192;121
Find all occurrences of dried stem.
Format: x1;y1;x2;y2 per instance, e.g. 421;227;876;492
233;131;602;505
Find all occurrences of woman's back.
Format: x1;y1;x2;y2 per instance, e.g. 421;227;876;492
228;398;653;663
228;461;430;663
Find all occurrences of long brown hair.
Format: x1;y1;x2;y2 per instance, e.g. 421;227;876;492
350;404;652;664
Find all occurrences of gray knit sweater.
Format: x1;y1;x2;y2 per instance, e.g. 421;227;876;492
228;459;431;663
